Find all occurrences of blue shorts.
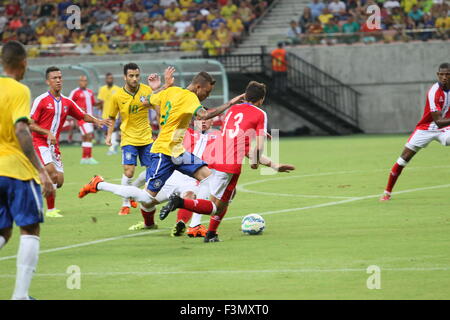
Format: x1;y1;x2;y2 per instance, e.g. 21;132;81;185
146;152;207;192
122;144;153;167
0;177;44;229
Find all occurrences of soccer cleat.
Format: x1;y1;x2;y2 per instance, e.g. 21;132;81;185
118;206;131;215
186;224;208;238
78;175;104;198
204;231;221;243
379;193;391;201
86;158;99;165
106;150;117;156
171;220;186;237
159;194;183;221
80;158;88;164
128;221;159;231
130;200;138;208
45;209;63;218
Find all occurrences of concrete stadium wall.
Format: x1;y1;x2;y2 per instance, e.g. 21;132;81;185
289;42;450;134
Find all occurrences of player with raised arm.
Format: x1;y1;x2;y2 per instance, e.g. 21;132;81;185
30;67;109;218
103;63;174;218
78;71;244;228
69;75;103;164
97;72;121;155
0;41;54;300
380;63;450;201
159;81;296;242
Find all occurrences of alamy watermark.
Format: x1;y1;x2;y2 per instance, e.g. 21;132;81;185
66;5;81;30
366;265;381;290
66;265;81;290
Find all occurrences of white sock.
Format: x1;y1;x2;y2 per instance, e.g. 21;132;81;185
132;171;147;188
189;213;202;228
121;174;133;206
12;235;40;300
0;235;6;249
111;132;119;145
98;182;155;203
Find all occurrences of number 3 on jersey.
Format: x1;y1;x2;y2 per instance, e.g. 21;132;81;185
160;101;172;126
222;112;243;138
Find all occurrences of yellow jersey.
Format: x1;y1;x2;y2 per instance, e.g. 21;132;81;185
109;84;154;147
150;87;203;157
97;84;120;119
0;76;39;182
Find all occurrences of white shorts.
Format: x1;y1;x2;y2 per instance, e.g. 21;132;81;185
78;121;94;135
405;129;450;152
209;169;239;203
155;170;199;203
37;145;64;173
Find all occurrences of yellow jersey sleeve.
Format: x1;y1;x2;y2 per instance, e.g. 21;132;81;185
109;93;119;118
149;90;163;107
11;85;31;124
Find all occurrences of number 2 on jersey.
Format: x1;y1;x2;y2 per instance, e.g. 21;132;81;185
222;112;243;138
160;101;172;126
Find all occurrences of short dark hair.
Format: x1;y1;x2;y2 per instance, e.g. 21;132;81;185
123;63;140;75
45;66;61;79
191;71;216;86
245;81;266;103
439;63;450;70
105;72;112;77
1;40;27;69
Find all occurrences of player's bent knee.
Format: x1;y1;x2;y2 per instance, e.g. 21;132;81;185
19;223;40;236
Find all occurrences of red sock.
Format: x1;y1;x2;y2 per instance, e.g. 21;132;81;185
87;146;92;158
183;199;215;215
82;147;88;159
141;209;155;226
177;208;193;223
46;193;55;210
385;162;405;193
208;207;228;233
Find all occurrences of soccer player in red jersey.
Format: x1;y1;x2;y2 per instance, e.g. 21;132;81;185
69;75;102;165
159;81;296;242
381;63;450;201
30;67;109;217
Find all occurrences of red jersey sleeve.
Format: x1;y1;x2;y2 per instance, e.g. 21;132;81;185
255;109;268;136
68;99;86;121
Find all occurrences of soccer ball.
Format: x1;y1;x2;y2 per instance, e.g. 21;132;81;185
241;214;265;235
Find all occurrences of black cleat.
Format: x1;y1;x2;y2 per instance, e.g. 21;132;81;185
204;231;221;243
159;194;183;221
171;220;186;237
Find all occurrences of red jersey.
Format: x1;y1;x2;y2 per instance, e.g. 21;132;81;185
183;127;220;161
416;82;450;131
69;87;96;115
209;103;268;174
31;91;85;146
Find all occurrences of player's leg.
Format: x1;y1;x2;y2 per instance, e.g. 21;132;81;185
43;162;64;217
119;145;139;215
81;122;97;165
79;121;89;164
8;178;44;300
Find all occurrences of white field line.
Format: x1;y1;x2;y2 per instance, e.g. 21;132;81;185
0;266;449;278
2;182;450;263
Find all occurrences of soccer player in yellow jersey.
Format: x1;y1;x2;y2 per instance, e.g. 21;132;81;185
0;41;54;300
79;71;244;233
97;72;120;155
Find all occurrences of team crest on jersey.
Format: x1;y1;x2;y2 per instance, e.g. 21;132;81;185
63;105;68;113
125;152;132;161
139;95;147;103
46;103;53;109
153;179;163;189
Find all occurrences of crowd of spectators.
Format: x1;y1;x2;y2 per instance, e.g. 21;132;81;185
0;0;272;57
286;0;450;45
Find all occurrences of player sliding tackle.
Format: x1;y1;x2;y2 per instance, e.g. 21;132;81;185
78;70;243;231
380;62;450;201
159;81;295;242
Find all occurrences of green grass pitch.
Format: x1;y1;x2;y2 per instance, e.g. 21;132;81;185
1;134;449;300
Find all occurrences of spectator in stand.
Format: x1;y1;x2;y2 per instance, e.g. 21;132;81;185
227;12;244;44
9;14;23;31
180;33;199;51
174;15;192;36
192;13;207;31
342;15;360;44
309;0;326;20
22;0;40;17
160;0;178;8
102;16;119;34
153;14;168;31
93;40;110;55
5;0;21;17
209;12;226;30
254;1;268;18
161;24;176;41
328;0;347;18
165;2;183;22
271;42;288;93
143;24;161;40
402;0;418;13
322;17;340;44
319;8;334;25
216;22;232;52
384;0;401;13
287;20;302;45
0;15;9;38
307;18;324;44
299;7;314;33
74;37;93;55
143;0;159;11
238;1;255;32
346;0;361;15
149;5;165;19
420;12;435;41
38;28;56;48
202;32;221;56
86;17;101;37
17;18;34;39
38;0;55;17
220;0;238;19
435;10;450;39
94;7;113;23
90;28;108;45
180;0;194;9
408;4;424;26
196;22;213;41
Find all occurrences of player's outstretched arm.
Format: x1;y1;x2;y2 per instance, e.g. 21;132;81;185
84;114;112;128
196;93;246;120
29;120;57;145
251;153;296;173
15;120;55;198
